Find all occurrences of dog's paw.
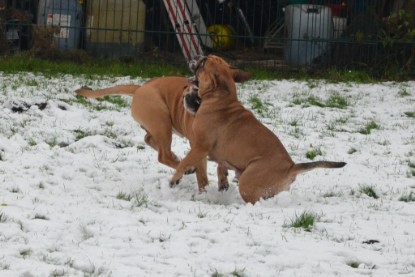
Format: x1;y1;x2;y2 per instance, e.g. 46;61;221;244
218;182;229;192
169;178;181;188
184;166;196;175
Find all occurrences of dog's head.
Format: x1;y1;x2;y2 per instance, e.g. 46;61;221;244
189;55;251;99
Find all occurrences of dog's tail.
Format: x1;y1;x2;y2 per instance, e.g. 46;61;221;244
75;85;141;99
292;161;346;175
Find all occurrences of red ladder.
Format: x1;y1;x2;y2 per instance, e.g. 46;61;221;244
162;0;211;61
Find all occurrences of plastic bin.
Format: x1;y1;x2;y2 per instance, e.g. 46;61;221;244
37;0;82;50
284;4;333;65
85;0;146;57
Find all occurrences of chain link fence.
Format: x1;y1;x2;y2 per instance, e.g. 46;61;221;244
1;0;414;74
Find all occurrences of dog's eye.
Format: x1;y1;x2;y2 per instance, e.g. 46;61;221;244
195;57;207;73
195;60;205;74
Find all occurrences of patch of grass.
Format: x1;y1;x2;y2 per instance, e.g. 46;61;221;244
46;137;58;148
136;145;146;151
306;146;322;160
326;68;374;83
404;112;415;118
289;119;299;127
347;261;360;268
289;126;304;139
211;271;224;277
65;95;125;112
306;96;325;107
348;147;358;154
70;95;94;107
1;262;10;270
74;129;94;141
336;117;349;125
358;121;380;135
359;185;379;199
293;93;348;109
326;118;348;133
287;211;318;232
210;268;246;277
79;225;94;241
34;214;49;220
0;211;8;223
398;88;411;97
103;129;117;140
249;95;268;116
409;162;415;177
306;79;320;89
131;191;150;208
49;269;66;277
197;208;208;219
20;248;32;258
399;192;415;202
323;191;341;198
10;187;21;193
347;261;376;270
28;138;37;146
0;52;188;78
116;192;133;201
74;128;118;141
158;232;171;243
325;93;348;109
230;268;246;277
409;161;415;177
0;52;409;81
97;95;129;109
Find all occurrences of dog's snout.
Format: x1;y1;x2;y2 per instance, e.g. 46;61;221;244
188;76;199;87
189;55;207;74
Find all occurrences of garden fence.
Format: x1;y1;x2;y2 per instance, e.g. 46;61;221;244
1;0;414;73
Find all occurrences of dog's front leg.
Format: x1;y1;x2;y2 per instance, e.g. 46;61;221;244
169;148;208;187
195;158;209;192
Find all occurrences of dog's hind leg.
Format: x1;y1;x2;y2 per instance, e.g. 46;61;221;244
238;160;292;204
143;128;181;169
217;161;243;191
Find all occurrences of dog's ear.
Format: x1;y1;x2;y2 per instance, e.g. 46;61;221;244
202;70;232;95
215;70;236;94
232;69;251;83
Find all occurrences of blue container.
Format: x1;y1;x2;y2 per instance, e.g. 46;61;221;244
37;0;82;50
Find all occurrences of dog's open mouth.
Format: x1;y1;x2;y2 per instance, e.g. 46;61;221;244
183;55;207;115
184;83;201;115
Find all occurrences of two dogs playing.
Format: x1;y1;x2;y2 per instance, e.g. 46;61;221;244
76;55;345;204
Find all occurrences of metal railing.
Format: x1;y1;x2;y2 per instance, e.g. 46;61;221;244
1;0;414;73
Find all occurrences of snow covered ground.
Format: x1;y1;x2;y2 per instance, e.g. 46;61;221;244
0;72;414;277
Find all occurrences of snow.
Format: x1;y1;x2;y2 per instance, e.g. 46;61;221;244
0;72;414;277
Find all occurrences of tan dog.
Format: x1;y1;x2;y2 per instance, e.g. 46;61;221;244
75;75;250;192
170;55;346;203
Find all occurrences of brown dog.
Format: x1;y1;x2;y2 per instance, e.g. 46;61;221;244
170;55;346;203
75;75;250;192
